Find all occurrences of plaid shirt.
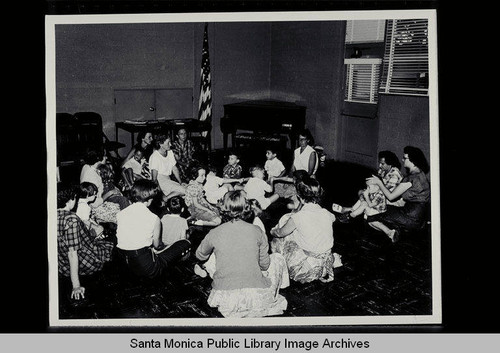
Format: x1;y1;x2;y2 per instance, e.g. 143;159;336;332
378;167;403;192
57;210;113;277
223;163;242;179
368;190;387;213
172;139;196;166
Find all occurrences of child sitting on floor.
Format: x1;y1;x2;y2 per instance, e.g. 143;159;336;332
160;195;191;260
184;165;222;227
222;151;243;190
203;165;240;205
121;147;150;190
335;183;387;223
264;148;286;179
240;166;279;210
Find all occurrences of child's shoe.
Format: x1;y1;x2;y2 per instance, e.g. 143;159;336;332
194;264;208;278
337;212;352;224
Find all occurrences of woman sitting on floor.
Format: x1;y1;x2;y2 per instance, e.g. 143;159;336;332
115;179;191;279
365;146;430;243
148;133;186;201
57;183;115;301
195;190;289;318
270;176;337;284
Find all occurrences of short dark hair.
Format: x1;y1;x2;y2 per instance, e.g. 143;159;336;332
78;182;98;198
166;195;185;214
187;164;205;181
298;128;315;146
296;177;323;203
130;179;159;203
83;148;103;165
153;134;170;149
57;183;78;209
227;150;240;160
378;150;401;169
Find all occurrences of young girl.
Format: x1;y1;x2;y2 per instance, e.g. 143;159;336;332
194;190;289;318
160;195;191;252
184;165;222;227
241;166;279;210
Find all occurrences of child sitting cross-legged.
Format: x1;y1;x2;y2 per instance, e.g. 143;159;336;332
184;165;222;227
222;151;243;191
160;195;192;261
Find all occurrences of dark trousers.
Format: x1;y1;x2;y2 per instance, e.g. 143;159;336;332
118;239;191;279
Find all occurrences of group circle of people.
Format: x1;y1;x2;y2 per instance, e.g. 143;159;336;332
57;127;430;317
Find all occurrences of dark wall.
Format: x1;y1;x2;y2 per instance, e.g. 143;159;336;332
56;23;196;151
377;94;431;166
55;22;273;152
269;21;345;157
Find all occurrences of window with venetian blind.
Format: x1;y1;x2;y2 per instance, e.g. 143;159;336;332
380;19;429;96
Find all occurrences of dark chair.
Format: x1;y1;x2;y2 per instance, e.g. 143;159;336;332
73;112;105;157
56;113;79;166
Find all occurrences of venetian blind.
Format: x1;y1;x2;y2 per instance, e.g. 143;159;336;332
380;19;429;96
344;58;382;104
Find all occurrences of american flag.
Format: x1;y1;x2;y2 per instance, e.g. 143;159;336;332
198;23;211;126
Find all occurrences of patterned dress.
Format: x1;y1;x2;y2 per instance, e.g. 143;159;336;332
185;181;220;222
57;210;114;277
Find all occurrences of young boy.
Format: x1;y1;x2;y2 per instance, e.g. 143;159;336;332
222;151;243;191
264;148;286;179
242;166;279;210
203;165;241;205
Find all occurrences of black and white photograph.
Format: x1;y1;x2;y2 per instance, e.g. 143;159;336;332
46;9;441;327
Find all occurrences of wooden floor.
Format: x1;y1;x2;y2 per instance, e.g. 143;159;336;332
57;155;434;322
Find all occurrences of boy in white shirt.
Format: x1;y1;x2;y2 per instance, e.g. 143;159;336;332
264;148;286;179
242;166;279;210
204;165;241;205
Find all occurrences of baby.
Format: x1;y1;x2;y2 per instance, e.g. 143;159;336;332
335;183;386;223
